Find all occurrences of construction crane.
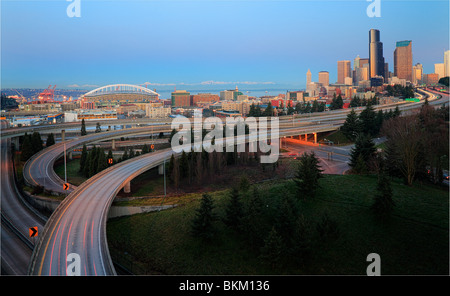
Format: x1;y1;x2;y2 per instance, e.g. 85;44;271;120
13;89;27;103
37;85;56;103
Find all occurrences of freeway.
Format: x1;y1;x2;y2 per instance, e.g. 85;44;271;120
7;87;447;275
28;126;336;275
1;123;47;274
23;87;444;196
22;125;175;194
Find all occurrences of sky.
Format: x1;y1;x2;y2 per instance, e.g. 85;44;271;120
1;0;449;91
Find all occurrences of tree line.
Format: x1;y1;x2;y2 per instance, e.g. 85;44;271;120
79;143;154;178
345;98;449;187
20;132;55;161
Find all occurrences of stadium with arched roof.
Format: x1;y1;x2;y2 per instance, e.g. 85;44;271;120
80;84;160;107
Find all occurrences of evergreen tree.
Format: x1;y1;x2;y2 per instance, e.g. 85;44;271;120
88;146;99;177
83;149;92;177
81;119;87;136
79;144;88;172
168;154;175;183
341;109;361;141
372;171;395;215
46;133;55;147
350;96;361;108
393;105;401;117
263;102;273;117
142;144;149;154
121;148;129;162
349;134;376;174
294;152;323;198
97;147;107;172
290;215;313;264
316;212;340;241
318;102;326;112
375;110;384;135
330;93;344;110
191;194;217;241
242;187;266;246
128;147;135;158
239;175;251;193
179;151;189;179
260;227;283;269
20;134;34;161
30;132;43;154
359;104;378;137
224;187;244;231
311;100;319;113
275;195;298;246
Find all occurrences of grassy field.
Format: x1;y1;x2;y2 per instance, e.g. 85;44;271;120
54;158;87;186
106;174;449;275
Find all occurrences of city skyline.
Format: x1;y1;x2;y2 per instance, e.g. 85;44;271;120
1;0;449;90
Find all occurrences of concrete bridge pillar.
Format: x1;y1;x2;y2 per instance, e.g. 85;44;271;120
123;181;131;193
68;151;73;160
158;164;164;175
61;129;66;141
112;139;116;150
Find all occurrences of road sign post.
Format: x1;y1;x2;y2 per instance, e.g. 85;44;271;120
29;227;38;238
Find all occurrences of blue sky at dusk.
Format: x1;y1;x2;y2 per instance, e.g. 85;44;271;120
1;0;449;91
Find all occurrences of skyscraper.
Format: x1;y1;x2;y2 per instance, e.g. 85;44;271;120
337;60;351;84
444;50;449;77
394;40;413;82
306;69;312;86
434;63;445;80
369;29;385;79
413;63;423;85
318;71;329;87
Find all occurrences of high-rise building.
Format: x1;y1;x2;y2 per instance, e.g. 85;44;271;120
413;63;423;85
337;60;351;84
434;63;445;80
394;40;413;82
444;50;450;77
384;63;389;82
171;90;191;107
369;29;385;79
306;69;312;86
423;73;439;85
318;71;329;87
353;55;361;70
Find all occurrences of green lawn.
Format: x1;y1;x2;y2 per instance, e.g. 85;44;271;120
106;174;449;275
54;158;87;186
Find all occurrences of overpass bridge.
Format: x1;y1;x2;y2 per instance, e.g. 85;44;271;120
2;87;447;275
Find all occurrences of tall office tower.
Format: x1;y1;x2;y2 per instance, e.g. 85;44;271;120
306;69;312;86
354;55;361;70
435;63;445;79
413;63;423;85
369;29;385;79
318;71;329;87
384;63;389;81
445;50;450;77
337;60;351;84
394;40;413;82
